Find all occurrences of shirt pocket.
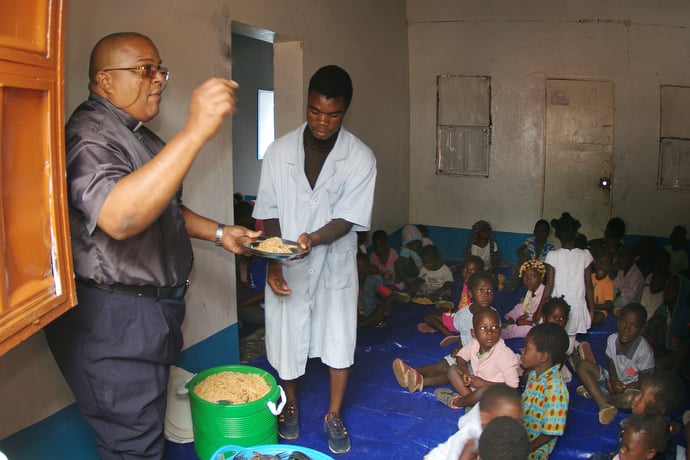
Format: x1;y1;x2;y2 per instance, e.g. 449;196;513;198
324;244;354;290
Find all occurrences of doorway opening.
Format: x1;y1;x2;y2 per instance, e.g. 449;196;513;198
230;22;303;199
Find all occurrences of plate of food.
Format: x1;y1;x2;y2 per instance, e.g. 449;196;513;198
244;236;309;260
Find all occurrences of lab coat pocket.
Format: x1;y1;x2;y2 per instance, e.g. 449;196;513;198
324;249;353;290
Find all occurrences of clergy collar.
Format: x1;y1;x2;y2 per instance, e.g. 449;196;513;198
88;92;143;131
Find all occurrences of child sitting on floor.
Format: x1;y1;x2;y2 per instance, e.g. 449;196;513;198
464;220;499;275
418;245;455;301
538;297;577;383
517;219;556;265
419;256;484;342
598;414;673;460
452;271;497;347
665;225;688;276
614;246;645;312
639;250;670;321
646;274;690;377
401;224;425;271
356;253;393;328
473;416;531;460
626;371;687;460
369;229;399;284
435;308;520;409
425;384;522;460
575;303;654;425
502;260;546;340
392;272;497;390
520;322;570;459
592;252;616;326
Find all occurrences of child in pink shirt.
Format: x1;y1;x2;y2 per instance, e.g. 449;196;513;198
435;308;520;409
369;229;399;283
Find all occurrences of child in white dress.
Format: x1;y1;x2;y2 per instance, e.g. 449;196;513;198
540;212;595;352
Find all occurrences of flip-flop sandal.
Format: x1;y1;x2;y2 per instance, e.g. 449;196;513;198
434;388;461;409
598;405;617;425
395;291;411;302
439;335;460;347
407;368;423;392
392;358;409;388
417;322;437;334
576;385;592;400
435;300;454;311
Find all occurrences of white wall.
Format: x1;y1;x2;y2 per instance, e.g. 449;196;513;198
0;0;409;438
407;0;690;237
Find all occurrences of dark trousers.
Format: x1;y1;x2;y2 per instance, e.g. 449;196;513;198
45;283;185;459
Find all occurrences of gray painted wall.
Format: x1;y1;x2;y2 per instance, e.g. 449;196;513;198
232;34;273;198
407;0;690;237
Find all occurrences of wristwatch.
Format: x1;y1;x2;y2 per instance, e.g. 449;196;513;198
214;223;225;247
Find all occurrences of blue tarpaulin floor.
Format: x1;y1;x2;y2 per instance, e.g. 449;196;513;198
172;288;689;460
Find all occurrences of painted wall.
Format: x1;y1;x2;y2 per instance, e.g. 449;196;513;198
231;34;273;198
407;0;690;238
0;0;410;442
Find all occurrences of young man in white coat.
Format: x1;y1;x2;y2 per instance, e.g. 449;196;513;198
253;65;377;454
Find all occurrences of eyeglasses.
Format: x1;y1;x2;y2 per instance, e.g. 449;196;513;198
103;64;170;81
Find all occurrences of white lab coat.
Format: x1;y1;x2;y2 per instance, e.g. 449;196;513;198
253;123;377;379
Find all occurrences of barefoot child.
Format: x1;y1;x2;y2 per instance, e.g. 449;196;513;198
436;308;520;409
425;384;522;460
520;322;570;459
575;303;654;425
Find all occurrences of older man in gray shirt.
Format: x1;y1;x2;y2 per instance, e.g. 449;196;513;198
45;32;259;459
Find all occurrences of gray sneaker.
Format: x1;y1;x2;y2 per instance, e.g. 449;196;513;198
323;412;351;454
278;400;299;440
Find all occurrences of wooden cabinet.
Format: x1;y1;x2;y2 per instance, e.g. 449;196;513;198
0;0;76;356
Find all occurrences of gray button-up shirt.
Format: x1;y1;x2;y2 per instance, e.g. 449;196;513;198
66;93;193;287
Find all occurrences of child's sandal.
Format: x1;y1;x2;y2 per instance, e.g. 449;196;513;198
434;388;461;409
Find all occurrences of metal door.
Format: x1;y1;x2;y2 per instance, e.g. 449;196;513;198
543;79;614;240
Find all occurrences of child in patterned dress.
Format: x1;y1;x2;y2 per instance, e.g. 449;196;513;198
520;322;570;459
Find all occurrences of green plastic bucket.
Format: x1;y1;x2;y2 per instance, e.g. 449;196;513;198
186;365;285;460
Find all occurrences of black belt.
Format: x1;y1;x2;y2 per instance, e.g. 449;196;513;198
79;279;189;300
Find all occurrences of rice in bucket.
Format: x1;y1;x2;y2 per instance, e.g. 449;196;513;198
187;365;284;460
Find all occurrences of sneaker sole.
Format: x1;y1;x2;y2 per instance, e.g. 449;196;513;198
328;442;352;454
278;431;299;440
